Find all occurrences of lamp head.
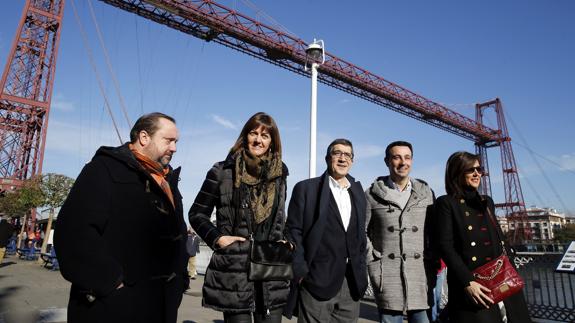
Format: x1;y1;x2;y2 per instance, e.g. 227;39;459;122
306;43;323;61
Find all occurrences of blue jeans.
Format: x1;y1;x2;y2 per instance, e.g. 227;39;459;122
432;270;447;321
379;309;429;323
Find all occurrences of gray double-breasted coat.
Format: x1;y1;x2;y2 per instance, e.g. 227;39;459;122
365;176;436;312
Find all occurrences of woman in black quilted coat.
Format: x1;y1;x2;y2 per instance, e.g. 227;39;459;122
189;112;290;323
435;151;531;323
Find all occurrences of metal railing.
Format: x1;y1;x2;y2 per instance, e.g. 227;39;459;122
195;245;574;321
515;252;575;322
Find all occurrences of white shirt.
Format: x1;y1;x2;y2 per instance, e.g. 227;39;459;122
328;176;352;231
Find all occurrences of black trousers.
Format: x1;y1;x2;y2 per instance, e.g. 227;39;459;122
223;308;282;323
223;281;283;323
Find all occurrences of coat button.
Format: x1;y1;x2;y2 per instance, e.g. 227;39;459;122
412;226;419;232
388;253;395;259
468;225;473;231
414;253;421;259
387;226;395;232
471;242;476;247
472;256;477;262
465;211;470;216
460;199;465;204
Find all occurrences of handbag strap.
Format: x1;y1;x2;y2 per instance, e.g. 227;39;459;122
473;257;505;280
483;198;507;256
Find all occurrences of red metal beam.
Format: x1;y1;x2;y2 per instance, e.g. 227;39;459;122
99;0;501;143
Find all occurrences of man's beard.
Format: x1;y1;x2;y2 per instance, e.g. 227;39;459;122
159;155;172;167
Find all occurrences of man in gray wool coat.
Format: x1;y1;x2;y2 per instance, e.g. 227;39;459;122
365;141;438;323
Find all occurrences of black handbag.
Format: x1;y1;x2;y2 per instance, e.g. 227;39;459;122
245;204;293;281
248;238;293;281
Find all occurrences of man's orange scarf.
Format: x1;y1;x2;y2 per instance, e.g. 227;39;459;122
129;144;175;209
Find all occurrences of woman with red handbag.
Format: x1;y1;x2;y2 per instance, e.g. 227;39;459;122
435;151;531;323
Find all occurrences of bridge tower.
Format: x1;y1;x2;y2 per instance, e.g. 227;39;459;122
475;98;531;244
0;0;65;192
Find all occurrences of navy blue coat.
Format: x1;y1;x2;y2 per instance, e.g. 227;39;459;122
284;171;368;318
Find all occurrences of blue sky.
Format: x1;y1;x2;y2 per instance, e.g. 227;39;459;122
1;0;574;218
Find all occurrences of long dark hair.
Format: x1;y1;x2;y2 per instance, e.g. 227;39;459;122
445;151;481;198
230;112;282;155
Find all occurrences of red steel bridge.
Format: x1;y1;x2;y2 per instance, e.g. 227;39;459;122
0;0;530;243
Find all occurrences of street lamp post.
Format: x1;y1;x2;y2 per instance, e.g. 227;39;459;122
305;39;325;178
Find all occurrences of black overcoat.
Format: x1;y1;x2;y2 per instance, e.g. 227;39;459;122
283;171;368;318
436;193;531;323
54;144;188;323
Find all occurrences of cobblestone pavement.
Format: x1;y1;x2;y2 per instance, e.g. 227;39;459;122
0;255;380;323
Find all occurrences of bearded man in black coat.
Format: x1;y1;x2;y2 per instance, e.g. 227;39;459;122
55;112;188;323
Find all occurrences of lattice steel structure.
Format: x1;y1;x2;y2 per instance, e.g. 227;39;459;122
476;99;531;243
0;0;65;191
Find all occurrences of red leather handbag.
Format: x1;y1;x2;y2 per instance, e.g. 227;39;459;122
471;250;524;303
471;206;524;303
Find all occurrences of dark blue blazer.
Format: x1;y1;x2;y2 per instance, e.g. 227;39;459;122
284;171;367;318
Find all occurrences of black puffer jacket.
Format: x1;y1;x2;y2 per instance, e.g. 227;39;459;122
189;154;290;313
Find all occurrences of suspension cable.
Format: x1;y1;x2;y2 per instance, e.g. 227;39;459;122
134;15;144;114
70;0;123;144
507;113;571;213
87;0;131;127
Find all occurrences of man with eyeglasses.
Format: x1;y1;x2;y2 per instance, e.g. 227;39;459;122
365;141;438;323
284;138;368;323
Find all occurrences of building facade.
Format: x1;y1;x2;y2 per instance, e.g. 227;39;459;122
504;206;572;242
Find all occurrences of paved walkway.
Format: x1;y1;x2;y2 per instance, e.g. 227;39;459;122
1;254;557;323
0;254;379;323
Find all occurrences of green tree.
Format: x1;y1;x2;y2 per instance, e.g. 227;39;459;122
554;224;575;243
0;179;46;219
38;173;75;255
0;190;21;218
5;178;46;248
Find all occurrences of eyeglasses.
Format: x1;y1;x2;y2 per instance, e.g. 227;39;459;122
331;150;353;160
464;166;484;175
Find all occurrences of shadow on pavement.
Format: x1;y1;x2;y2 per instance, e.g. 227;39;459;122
3;310;39;323
0;286;28;323
0;286;21;302
0;261;16;268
